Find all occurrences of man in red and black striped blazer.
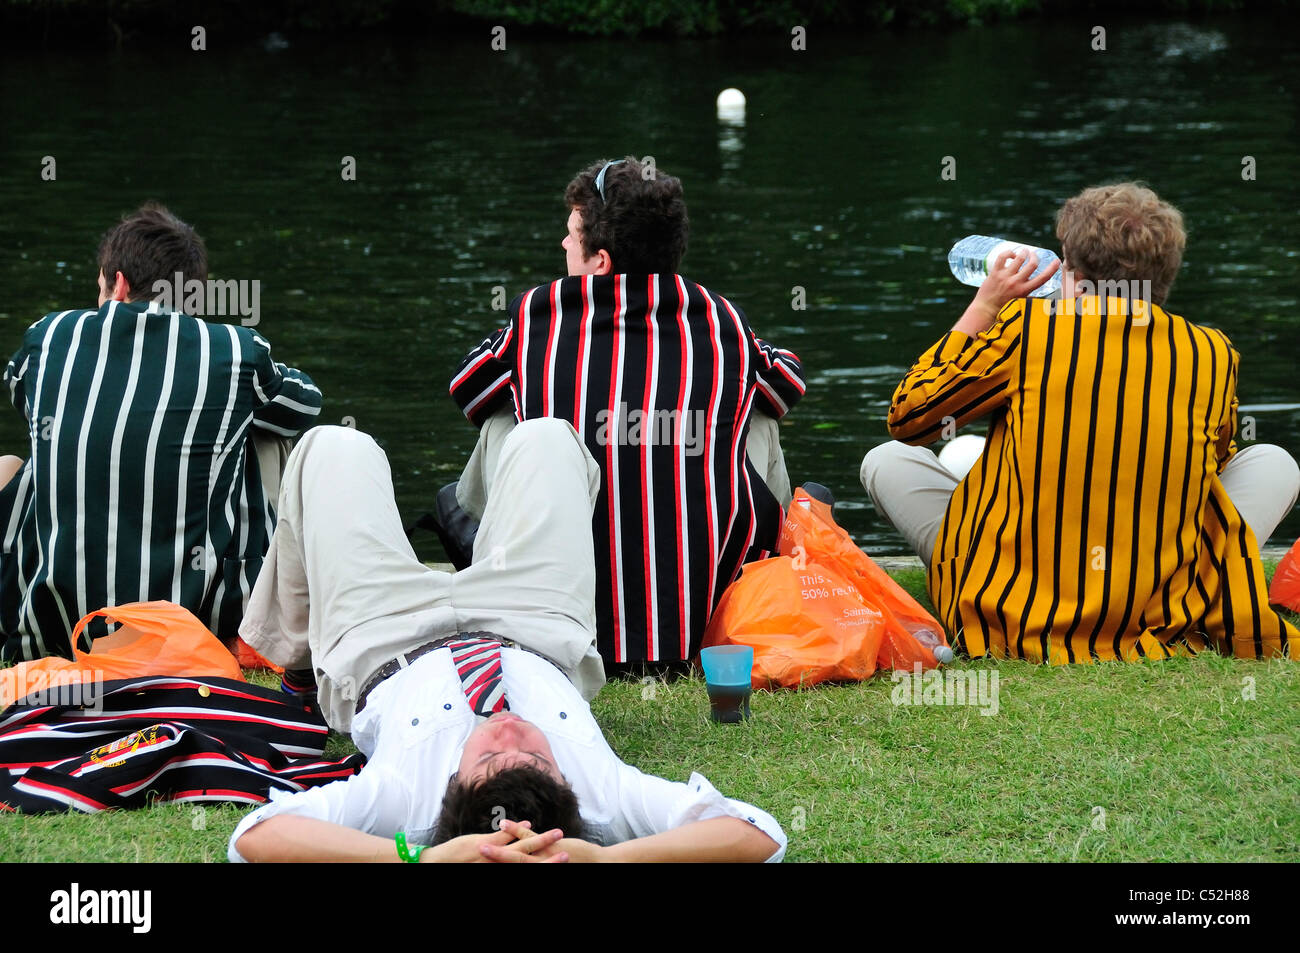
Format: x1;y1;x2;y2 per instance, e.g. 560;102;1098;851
450;157;806;672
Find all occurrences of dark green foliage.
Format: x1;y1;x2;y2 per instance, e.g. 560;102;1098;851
1;0;1291;46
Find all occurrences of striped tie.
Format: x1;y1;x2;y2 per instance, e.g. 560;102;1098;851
447;638;510;716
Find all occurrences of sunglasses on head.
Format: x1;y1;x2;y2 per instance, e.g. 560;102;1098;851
594;159;626;204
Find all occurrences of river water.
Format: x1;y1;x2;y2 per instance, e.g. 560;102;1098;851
1;12;1296;557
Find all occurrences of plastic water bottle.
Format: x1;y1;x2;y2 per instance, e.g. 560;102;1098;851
906;621;956;664
948;235;1062;298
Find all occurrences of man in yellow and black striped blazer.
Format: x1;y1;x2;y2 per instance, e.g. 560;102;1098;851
863;184;1299;663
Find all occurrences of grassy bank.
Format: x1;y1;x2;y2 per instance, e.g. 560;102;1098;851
1;562;1295;862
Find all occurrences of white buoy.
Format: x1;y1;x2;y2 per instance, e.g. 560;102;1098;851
938;434;986;481
716;87;746;124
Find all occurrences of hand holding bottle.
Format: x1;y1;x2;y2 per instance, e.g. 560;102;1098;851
954;247;1060;337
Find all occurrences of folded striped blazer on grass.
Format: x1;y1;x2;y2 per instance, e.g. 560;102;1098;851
0;675;362;814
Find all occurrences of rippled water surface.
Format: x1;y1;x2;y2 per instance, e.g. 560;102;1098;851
1;14;1296;557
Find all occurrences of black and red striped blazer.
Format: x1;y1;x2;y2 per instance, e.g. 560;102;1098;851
451;274;806;666
0;675;363;814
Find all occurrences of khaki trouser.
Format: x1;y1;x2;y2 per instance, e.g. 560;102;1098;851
251;430;294;506
861;440;1300;566
456;409;794;520
241;420;607;734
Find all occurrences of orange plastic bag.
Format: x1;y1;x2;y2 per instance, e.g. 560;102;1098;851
233;636;284;673
703;554;885;689
0;601;243;708
702;487;951;690
1268;536;1300;613
777;488;951;672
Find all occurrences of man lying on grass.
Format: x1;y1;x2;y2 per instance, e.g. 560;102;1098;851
228;421;784;862
862;182;1298;662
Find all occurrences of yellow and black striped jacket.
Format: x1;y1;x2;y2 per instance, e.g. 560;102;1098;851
889;295;1296;662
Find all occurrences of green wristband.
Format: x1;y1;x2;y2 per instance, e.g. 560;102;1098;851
395;831;425;863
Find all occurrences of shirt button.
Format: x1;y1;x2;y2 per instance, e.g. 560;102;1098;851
411;718;419;726
443;703;452;710
748;817;756;824
559;712;567;719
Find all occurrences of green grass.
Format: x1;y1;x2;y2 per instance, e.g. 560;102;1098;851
1;563;1296;862
890;566;936;614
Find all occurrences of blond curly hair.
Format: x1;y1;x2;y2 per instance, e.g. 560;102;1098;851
1055;183;1186;306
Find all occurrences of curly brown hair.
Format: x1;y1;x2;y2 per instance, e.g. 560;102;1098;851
431;763;585;845
564;157;689;275
1055;183;1185;306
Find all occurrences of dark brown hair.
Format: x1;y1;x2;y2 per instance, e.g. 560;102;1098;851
564;156;689;275
1055;183;1185;306
97;202;208;302
431;763;585;845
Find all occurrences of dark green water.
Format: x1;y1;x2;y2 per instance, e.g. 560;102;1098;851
2;14;1297;558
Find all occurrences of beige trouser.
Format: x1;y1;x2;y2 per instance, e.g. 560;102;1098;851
456;409;794;519
861;440;1300;566
251;430;294;505
241;420;607;733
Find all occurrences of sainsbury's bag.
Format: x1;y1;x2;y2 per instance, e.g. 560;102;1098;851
0;601;243;708
701;487;950;689
702;554;885;688
778;489;951;672
1268;536;1300;613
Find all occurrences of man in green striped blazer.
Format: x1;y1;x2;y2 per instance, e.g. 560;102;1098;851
0;204;322;661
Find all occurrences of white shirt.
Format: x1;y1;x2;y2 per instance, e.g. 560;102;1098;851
227;646;786;862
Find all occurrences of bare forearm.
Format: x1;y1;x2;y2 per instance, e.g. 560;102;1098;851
603;817;779;863
237;815;400;863
952;295;999;337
